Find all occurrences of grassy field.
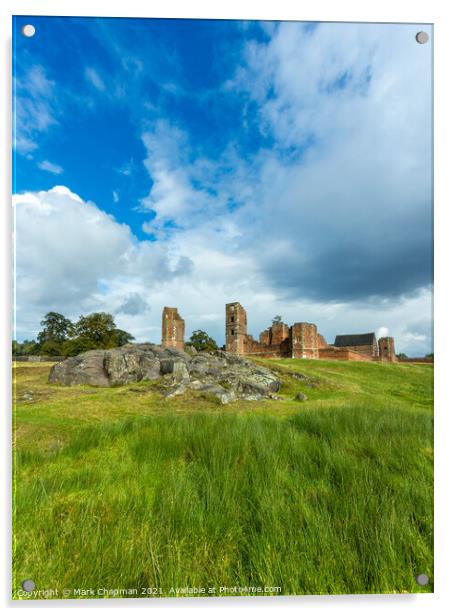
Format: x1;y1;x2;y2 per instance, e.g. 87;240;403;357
12;358;433;598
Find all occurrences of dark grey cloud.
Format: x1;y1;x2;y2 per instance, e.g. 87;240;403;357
230;21;433;306
116;293;150;316
260;216;433;303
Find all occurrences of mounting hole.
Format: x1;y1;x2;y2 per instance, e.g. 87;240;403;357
21;579;36;592
415;31;429;44
415;573;429;586
21;24;36;38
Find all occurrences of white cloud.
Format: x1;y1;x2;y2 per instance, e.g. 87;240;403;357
37;160;64;175
85;67;106;92
113;190;119;203
13;186;194;341
140;120;224;227
12;23;433;357
14;65;59;154
377;326;389;339
220;22;433;304
13;184;432;356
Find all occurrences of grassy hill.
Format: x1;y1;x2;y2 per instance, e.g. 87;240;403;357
12;358;433;598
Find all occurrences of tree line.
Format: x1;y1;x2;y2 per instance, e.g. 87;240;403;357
12;311;134;357
13;313;220;357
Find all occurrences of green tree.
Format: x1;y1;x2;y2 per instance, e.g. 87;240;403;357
188;330;218;352
40;340;64;356
75;312;117;347
112;328;135;347
425;353;434;360
272;315;283;324
396;353;408;360
62;337;98;357
37;312;74;345
74;312;134;349
13;339;40;356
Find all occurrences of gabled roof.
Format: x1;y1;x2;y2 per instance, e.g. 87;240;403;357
334;333;376;347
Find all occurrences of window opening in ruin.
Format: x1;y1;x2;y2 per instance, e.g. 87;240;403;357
231;329;234;335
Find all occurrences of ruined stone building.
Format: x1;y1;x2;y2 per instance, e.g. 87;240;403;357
224;302;397;362
161;307;185;351
378;336;397;362
225;302;325;359
161;302;397;362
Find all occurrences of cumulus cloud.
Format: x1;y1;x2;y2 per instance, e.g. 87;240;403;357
224;22;433;303
13;23;433;357
13;184;432;356
13;186;194;341
139;120;226;230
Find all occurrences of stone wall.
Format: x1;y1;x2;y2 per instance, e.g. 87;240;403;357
291;323;319;359
161;307;185;350
378;336;397;362
13;355;66;362
339;342;378;358
317;333;328;349
225;302;248;354
318;347;372;361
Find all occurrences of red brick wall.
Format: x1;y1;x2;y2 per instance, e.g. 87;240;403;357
317;333;328;349
318;347;372;361
161;307;185;350
291;323;319;359
225;302;248;354
259;329;270;345
269;322;290;345
338;343;377;358
378;337;397;362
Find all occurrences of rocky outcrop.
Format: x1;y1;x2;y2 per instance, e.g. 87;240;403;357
48;344;281;404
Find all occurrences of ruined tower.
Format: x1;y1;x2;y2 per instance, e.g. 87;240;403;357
225;302;248;354
378;336;396;362
290;323;319;359
161;307;185;350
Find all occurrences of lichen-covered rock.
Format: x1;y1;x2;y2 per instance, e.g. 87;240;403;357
104;348;161;386
48;344;280;404
48;350;110;386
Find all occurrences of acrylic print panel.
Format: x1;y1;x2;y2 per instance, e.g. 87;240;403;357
12;16;433;599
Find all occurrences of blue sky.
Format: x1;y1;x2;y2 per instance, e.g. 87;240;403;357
13;17;273;239
13;17;433;355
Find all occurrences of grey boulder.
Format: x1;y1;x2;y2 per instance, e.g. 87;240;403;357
48;343;280;404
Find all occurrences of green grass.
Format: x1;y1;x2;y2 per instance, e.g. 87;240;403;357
12;358;433;598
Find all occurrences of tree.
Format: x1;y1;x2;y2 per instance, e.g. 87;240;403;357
12;339;40;356
425;353;434;360
62;337;98;357
37;312;74;345
396;353;408;360
188;330;218;352
40;340;64;356
74;312;134;349
75;312;117;347
272;315;283;324
111;328;135;347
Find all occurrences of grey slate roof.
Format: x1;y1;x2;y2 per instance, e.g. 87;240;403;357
334;333;376;347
